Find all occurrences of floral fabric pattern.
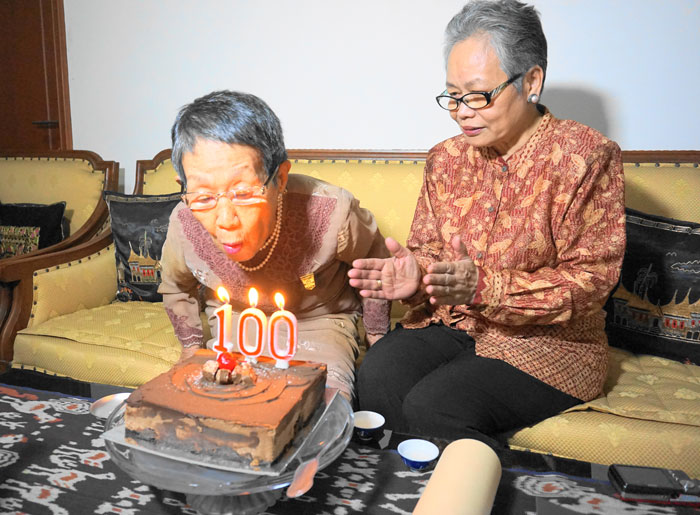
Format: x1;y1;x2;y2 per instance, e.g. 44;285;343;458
402;113;626;401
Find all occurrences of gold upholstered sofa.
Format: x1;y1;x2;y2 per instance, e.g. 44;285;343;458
4;148;700;478
0;150;119;368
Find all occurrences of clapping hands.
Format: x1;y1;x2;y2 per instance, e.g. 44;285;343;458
348;236;477;306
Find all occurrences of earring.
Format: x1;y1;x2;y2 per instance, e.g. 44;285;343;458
527;93;539;104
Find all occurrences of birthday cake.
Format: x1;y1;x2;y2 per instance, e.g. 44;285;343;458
124;349;327;465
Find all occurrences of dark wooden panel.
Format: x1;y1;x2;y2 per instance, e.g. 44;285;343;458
0;0;72;151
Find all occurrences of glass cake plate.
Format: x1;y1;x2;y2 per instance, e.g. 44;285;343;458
103;388;353;497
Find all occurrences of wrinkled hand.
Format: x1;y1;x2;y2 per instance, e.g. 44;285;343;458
424;235;478;305
348;237;421;300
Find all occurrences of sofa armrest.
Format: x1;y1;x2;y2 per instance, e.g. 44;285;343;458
0;230;116;366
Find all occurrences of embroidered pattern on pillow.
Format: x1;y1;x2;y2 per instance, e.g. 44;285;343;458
0;201;67;252
105;192;182;302
0;226;40;258
605;208;700;364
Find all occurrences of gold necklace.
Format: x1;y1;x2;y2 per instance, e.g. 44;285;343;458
235;191;284;272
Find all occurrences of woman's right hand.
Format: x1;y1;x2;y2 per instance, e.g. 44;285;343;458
348;237;422;300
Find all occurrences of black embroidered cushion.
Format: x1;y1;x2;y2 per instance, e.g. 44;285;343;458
104;192;182;302
0;201;67;258
604;208;700;364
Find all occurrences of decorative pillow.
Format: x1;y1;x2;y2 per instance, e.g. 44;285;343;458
0;201;67;258
0;226;40;258
604;208;700;364
104;192;182;302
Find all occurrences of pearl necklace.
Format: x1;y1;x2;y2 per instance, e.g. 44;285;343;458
236;191;284;272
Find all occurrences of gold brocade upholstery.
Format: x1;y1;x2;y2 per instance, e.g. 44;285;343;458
624;163;700;221
29;244;117;327
142;159;181;194
509;347;700;478
14;303;211;387
291;159;424;246
574;348;700;427
0;157;106;236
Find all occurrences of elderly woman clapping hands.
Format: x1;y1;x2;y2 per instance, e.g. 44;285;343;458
350;0;625;445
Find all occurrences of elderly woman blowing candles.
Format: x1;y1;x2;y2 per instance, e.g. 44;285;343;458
348;0;625;443
159;90;390;401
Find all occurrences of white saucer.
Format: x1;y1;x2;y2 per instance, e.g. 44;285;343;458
90;392;130;419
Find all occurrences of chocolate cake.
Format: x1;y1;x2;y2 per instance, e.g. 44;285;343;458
124;349;327;465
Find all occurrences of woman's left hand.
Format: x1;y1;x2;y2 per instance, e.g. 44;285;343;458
424;235;478;306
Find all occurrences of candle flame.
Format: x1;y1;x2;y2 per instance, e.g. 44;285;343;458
274;292;285;310
248;287;259;307
217;286;230;304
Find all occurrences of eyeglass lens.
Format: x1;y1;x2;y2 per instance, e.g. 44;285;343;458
439;93;489;111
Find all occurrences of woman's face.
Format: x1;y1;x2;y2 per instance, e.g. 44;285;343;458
182;139;289;263
446;36;533;155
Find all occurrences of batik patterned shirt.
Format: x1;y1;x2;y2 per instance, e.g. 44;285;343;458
402;112;626;401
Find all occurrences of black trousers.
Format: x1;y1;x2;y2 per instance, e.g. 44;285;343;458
357;323;582;447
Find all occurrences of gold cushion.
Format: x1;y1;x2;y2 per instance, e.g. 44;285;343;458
0;157;105;236
509;410;700;478
13;302;211;388
30;244;117;326
509;347;700;476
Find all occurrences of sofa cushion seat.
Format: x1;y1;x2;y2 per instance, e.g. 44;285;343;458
12;302;211;388
508;347;700;477
571;348;700;424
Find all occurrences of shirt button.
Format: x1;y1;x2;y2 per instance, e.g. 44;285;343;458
487;206;495;213
476;252;484;259
501;165;508;172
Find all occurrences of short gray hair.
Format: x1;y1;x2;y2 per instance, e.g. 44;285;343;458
171;90;287;188
444;0;547;92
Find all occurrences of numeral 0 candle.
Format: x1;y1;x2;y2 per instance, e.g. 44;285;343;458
268;292;298;369
237;287;267;362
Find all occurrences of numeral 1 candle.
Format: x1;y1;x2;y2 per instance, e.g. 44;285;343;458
268;292;298;369
213;286;234;358
237;287;266;362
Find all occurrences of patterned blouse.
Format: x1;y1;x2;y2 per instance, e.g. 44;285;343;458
402;112;626;401
159;174;391;349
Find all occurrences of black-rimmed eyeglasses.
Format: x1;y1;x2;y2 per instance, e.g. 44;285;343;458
435;73;522;111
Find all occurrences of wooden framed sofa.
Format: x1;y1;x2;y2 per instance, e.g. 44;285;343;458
3;148;700;479
0;150;119;259
0;150;119;368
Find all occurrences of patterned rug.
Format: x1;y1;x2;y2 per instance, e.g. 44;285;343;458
1;383;698;514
